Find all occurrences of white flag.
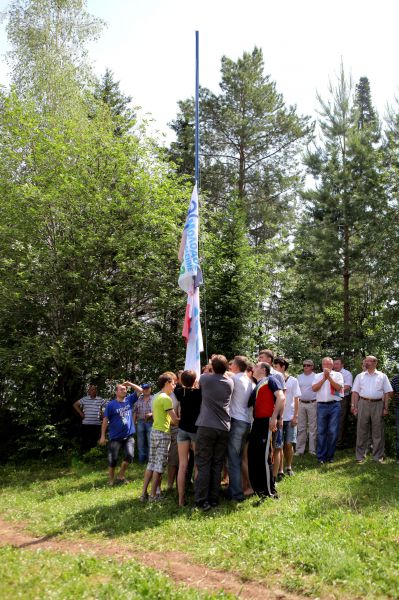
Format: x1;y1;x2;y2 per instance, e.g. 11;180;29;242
178;184;203;377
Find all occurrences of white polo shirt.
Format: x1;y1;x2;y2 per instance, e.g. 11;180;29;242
313;371;344;402
352;370;393;399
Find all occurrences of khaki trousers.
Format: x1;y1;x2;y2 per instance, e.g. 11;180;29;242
356;399;384;461
296;401;317;454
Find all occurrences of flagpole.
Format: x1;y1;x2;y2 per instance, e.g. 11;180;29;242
195;30;199;186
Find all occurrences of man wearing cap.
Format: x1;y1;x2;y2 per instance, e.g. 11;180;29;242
133;384;154;464
312;357;344;464
296;360;317;456
351;356;393;463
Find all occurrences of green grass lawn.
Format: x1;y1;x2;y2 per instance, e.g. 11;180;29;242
1;451;398;599
0;546;231;599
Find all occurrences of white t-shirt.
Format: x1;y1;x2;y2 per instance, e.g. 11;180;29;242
352;370;393;399
337;368;353;393
283;376;301;421
313;371;344;402
270;367;286;390
229;372;255;423
297;373;317;401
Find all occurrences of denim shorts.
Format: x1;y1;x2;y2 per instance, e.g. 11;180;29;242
108;436;134;467
274;421;297;448
177;428;197;443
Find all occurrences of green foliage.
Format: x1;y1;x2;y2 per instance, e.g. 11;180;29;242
6;0;104;113
202;199;263;357
0;0;190;455
0;89;188;425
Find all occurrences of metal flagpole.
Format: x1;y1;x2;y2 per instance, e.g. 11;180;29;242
194;31;209;363
195;30;200;186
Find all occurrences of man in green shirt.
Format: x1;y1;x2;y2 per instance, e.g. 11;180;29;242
140;372;179;501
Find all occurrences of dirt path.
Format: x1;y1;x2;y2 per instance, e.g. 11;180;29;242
0;518;303;600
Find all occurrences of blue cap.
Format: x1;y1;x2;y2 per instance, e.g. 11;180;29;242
141;383;151;389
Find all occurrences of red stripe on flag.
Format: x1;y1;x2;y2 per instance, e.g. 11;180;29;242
182;302;191;343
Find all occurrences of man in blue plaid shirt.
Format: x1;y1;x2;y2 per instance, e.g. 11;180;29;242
133;384;154;464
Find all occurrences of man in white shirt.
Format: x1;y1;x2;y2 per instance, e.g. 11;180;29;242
272;357;301;478
296;360;317;456
226;355;255;501
333;358;353;448
312;357;344;464
351;355;393;463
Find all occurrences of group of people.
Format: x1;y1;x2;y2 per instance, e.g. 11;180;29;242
74;350;399;510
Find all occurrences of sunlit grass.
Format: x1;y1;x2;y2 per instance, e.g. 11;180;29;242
1;451;398;598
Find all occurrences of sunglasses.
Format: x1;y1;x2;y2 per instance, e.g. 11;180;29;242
303;364;312;367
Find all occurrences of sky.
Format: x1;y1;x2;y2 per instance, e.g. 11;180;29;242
1;0;399;142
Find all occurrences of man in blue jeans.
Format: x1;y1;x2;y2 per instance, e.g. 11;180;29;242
391;371;399;464
133;384;154;464
312;357;344;464
226;356;254;502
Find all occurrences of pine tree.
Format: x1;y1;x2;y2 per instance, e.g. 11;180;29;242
282;68;388;363
94;68;135;135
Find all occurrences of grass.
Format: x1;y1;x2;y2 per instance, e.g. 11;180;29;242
0;546;231;599
1;451;399;598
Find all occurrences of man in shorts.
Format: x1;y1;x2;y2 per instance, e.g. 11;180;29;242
272;357;301;479
140;372;179;501
99;381;142;485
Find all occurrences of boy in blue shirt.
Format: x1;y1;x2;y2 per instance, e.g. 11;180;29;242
99;381;142;485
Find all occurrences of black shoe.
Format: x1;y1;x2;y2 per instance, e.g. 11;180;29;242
252;494;272;507
210;500;219;508
276;472;285;482
201;501;211;512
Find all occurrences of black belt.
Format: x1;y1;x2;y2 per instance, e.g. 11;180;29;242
318;400;338;404
360;396;382;402
300;400;316;403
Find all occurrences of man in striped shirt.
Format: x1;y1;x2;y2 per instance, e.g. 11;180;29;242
73;384;105;453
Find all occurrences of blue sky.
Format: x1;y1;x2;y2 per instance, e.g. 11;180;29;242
1;0;398;140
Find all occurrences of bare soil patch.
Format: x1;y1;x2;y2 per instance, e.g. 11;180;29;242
0;517;303;599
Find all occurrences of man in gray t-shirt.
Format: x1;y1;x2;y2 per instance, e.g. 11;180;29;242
195;355;234;511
